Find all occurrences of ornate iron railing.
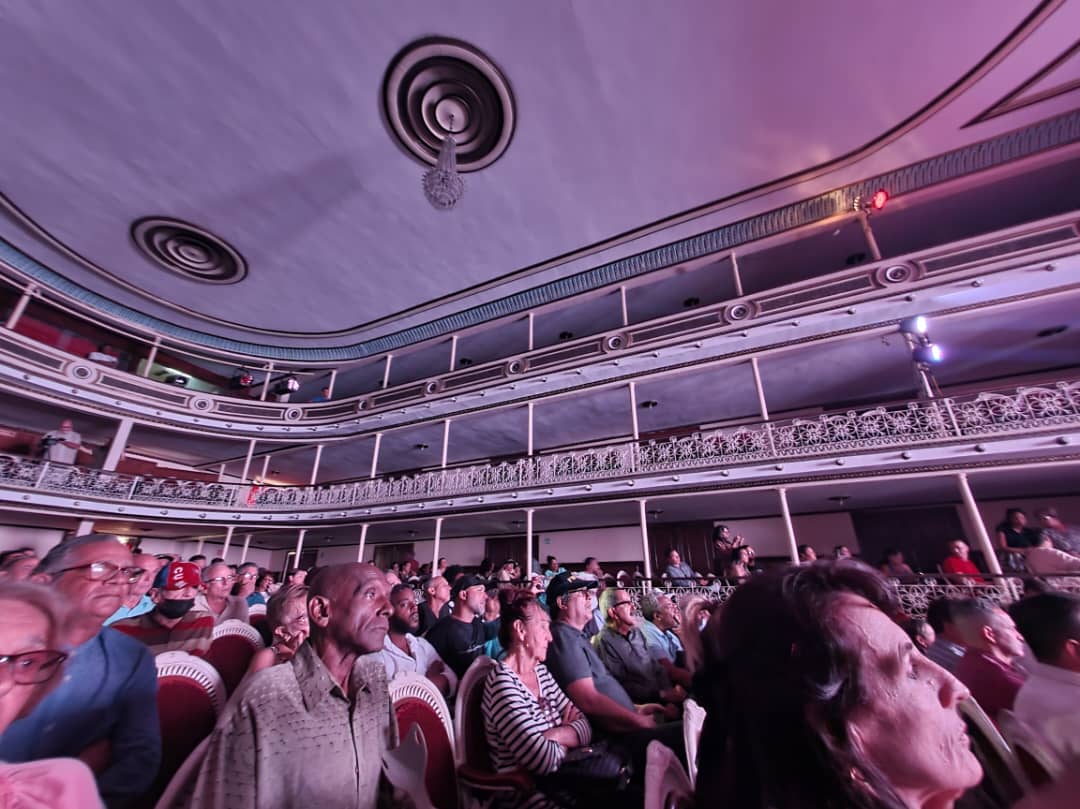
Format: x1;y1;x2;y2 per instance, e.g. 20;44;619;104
1;379;1077;511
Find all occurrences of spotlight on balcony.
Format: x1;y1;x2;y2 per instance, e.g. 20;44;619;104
912;343;943;364
899;316;928;335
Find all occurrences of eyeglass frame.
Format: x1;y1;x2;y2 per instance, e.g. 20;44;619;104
50;561;145;584
204;575;236;585
0;649;69;686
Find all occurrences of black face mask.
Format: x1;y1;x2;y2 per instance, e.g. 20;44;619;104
157;598;195;619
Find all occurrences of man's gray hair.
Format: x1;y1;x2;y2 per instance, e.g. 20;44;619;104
640;591;663;622
34;533;126;576
599;587;630;620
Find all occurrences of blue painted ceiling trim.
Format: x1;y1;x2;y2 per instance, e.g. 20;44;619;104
2;108;1078;364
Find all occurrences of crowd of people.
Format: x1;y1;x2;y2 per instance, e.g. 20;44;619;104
0;529;1078;809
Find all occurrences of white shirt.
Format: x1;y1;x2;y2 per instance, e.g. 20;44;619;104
375;633;458;697
1025;547;1080;575
1013;660;1080;762
44;429;80;464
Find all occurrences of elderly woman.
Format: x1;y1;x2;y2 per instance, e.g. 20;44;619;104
694;561;981;809
482;591;595;809
0;581;103;808
244;584;309;678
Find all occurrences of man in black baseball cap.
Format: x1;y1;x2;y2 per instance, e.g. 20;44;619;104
425;573;494;678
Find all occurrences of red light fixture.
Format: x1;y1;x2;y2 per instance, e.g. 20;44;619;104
870;189;889;210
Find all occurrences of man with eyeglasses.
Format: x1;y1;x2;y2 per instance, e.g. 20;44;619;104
0;534;160;808
194;561;249;626
593;588;685;707
233;562;260;604
113;562;214;658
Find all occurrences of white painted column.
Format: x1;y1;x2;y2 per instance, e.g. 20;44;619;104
527;313;535;351
259;454;271;483
239;439;257;483
370;432;382;478
750;357;770;420
448;336;458;371
357;523;369;563
4;284;36;329
730;251;744;297
196;537;206;555
525;509;535;576
778;487;799;564
956;472;1003;576
431;517;444;568
217;464;227;483
619;286;629;326
309;444;324;485
294;529;307;565
527;403;535;456
259;363;275;401
76;519;95;536
628;382;640;441
382;355;393;389
141;337;161;377
326;369;338;398
102;418;134;472
637;499;653;581
221;526;235;560
441;419;451;468
239;533;252;563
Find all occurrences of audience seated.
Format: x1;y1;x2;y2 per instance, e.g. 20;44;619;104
1010;592;1080;763
248;570;275;606
375;583;457;698
0;580;104;809
543;573;683;777
0;534;160;808
724;545;752;581
542;555;567;580
833;544;853;560
576;556;603;582
174;563;396;809
482;591;605;809
244;583;309;679
1035;507;1080;557
194;563;249;626
231;562;259;604
941;539;985;583
903;618;936;655
1023;534;1080;575
187;554;207;571
796;544;817;564
662;549;703;586
955;601;1028;721
112;562;214;658
0;547;38;581
104;552;160;625
638;592;685;667
425;574;495;678
417;575;451;635
592;588;684;708
695;560;983;809
878;547;915;579
925;597;978;674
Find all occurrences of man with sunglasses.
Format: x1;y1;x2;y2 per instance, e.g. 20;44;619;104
0;534;160;809
194;561;249;626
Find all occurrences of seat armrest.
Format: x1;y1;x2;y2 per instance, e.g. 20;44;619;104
457;764;533;792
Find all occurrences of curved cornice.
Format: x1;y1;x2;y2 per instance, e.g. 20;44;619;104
1;103;1078;361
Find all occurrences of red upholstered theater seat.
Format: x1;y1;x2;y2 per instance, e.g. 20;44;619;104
206;619;263;695
394;695;457;809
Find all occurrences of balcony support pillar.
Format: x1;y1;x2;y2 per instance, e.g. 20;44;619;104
239;440;256;483
294;529;306;566
431;517;444;568
956;472;1003;576
4;284;36;330
778;487;799;564
370;433;382;479
309;444;324;486
525;509;535;578
259;363;275;402
140;337;161;378
441;420;451;468
102;418;133;472
221;526;235;561
357;523;369;562
240;533;252;563
629;382;640;441
638;498;653;581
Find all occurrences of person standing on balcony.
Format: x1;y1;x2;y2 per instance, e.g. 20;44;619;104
194;562;249;626
1036;507;1080;557
40;419;90;465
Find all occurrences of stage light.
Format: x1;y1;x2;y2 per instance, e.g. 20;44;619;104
913;344;943;364
871;189;888;210
899;315;928;335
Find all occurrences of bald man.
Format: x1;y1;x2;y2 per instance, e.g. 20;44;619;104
179;564;397;809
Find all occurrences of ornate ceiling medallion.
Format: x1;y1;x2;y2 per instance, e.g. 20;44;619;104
131;217;247;284
382;37;515;173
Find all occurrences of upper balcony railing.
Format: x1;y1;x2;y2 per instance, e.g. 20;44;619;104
2;378;1078;514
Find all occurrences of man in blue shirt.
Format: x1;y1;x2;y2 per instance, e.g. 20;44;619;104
104;552;159;626
0;534;161;808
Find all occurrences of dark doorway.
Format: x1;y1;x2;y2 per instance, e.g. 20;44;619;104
851;505;965;574
281;548;319;578
370;543;416;571
485;535;526;570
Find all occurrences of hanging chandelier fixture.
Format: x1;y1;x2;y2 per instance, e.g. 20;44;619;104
422;115;465;210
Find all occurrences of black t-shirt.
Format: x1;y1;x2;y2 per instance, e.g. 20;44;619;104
417;601;450;636
995;524;1039;549
424;616;487;678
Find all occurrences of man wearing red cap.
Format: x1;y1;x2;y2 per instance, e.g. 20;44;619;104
113;561;214;658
